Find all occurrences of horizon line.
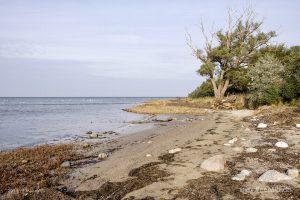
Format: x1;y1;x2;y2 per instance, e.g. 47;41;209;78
0;96;183;98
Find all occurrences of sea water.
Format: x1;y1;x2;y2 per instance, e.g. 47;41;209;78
0;97;165;150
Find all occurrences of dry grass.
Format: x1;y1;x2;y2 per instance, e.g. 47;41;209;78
124;97;213;115
0;144;81;195
124;95;247;115
254;105;300;126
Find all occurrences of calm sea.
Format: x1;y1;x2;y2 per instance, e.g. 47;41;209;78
0;97;166;150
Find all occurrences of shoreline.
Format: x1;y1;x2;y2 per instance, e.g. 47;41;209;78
1;104;300;199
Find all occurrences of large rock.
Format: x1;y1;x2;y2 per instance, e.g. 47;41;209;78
200;155;226;172
259;170;292;182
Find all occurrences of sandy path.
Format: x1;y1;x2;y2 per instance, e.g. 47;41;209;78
62;110;253;198
57;108;300;200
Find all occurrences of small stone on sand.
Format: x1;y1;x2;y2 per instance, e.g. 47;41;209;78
257;123;267;129
168;148;182;154
89;132;98;138
268;148;276;152
233;147;243;152
275;141;288;148
200;155;226;172
286;168;299;178
61;161;71;168
228;138;238;144
245;147;257;153
98;153;108;160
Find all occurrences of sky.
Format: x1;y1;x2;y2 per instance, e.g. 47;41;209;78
0;0;299;97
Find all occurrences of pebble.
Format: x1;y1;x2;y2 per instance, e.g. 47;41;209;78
86;131;93;135
61;161;71;168
200;155;226;172
232;169;251;181
232;147;243;152
240;169;251;176
245;147;258;153
296;124;300;128
259;170;292;182
146;154;152;157
147;140;153;144
168;148;182;154
275;141;288;148
245;128;251;132
89;132;99;138
268;148;276;152
98;153;108;160
257;123;267;129
21;159;28;164
286;168;299;178
82;142;91;148
223;143;231;146
228;138;238;144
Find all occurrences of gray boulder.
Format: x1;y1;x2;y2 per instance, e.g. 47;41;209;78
259;170;292;182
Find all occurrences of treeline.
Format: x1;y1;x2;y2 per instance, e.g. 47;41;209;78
189;45;300;108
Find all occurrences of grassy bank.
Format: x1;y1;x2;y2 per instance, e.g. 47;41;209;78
123;98;214;115
124;95;247;115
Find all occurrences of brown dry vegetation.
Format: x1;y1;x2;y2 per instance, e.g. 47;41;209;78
124;98;213;115
0;144;81;195
124;96;247;115
254;105;300;126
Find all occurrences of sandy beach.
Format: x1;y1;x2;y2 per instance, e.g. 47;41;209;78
1;105;300;199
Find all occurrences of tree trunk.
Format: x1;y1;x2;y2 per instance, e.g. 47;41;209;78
211;77;230;101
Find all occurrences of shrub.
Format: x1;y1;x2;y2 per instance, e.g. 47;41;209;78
247;54;283;108
260;85;281;105
281;81;297;101
188;80;214;98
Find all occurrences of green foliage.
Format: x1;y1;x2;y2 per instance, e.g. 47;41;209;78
281;46;300;100
188;80;214;98
281;81;297;100
192;10;276;99
247;54;283;108
226;68;249;93
261;85;281;105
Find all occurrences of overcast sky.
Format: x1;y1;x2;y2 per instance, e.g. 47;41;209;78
0;0;299;97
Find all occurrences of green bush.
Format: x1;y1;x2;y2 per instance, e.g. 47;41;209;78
260;85;281;105
281;81;297;101
247;86;281;109
188;80;214;98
